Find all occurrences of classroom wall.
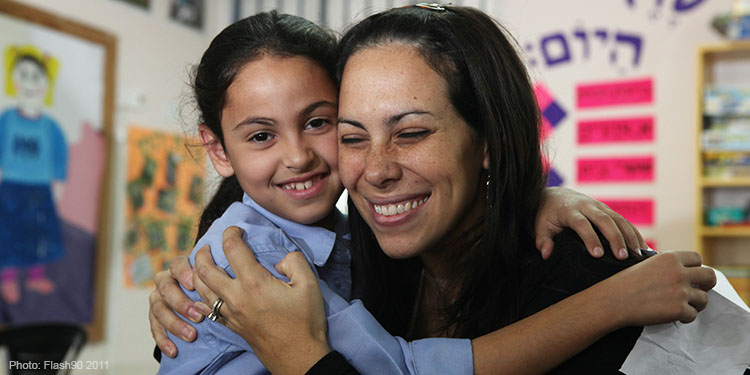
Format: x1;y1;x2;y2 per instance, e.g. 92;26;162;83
6;1;230;374
1;0;739;374
247;0;734;256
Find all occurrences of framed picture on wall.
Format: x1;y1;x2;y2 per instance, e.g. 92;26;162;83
0;1;116;341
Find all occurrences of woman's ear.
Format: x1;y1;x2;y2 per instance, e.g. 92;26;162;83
199;124;235;177
482;141;490;170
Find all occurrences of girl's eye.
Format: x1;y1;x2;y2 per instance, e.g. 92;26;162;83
398;130;430;139
306;118;328;130
249;132;274;143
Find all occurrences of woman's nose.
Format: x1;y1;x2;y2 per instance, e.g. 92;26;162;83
363;145;402;189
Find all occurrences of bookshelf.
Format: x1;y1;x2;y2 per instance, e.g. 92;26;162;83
696;42;750;305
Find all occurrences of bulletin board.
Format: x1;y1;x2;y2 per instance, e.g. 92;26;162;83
0;1;116;342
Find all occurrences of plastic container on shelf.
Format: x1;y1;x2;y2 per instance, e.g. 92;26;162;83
706;206;748;226
729;0;750;40
704;86;750;115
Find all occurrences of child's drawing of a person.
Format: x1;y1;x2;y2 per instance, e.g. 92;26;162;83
0;45;67;304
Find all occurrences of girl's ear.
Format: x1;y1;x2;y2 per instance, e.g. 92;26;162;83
482;141;490;170
199;124;235;177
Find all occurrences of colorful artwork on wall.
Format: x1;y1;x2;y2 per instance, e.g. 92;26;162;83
124;126;205;288
0;2;116;341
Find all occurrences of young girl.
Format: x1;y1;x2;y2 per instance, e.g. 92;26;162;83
157;10;684;375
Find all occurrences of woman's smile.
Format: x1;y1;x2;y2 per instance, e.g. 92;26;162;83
368;194;430;226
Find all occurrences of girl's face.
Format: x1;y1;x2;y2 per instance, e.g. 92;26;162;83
207;55;342;225
337;44;488;270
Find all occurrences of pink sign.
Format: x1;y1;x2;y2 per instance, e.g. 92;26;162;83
598;199;654;226
577;78;653;108
645;239;657;251
578;116;654;144
577;156;654;183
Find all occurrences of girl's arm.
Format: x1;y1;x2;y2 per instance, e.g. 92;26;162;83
471;250;715;374
536;187;646;260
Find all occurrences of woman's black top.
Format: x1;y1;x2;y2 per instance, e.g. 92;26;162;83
308;228;646;374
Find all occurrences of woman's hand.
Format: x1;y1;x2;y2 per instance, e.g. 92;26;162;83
192;226;331;374
602;251;717;326
536;187;647;260
148;255;201;358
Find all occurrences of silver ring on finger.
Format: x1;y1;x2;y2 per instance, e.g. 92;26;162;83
207;297;224;322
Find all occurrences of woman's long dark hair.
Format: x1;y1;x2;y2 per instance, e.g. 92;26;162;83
192;11;337;241
338;6;546;338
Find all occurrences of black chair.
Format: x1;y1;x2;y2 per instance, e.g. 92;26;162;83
0;323;87;375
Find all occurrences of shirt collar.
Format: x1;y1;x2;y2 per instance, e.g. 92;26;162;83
242;193;345;267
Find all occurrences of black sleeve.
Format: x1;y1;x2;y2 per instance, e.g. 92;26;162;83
306;351;360;375
153;345;161;362
518;229;646;375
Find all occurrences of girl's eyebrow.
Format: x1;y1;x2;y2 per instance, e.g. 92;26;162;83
233;116;274;130
338;110;432;129
232;100;337;130
298;100;337;119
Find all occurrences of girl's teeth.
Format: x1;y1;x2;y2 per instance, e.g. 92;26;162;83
283;177;320;191
374;198;428;217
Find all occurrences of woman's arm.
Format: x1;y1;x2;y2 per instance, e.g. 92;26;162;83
194;228;714;375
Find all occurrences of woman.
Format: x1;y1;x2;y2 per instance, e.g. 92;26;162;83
152;5;715;374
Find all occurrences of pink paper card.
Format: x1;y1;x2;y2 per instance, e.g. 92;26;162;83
599;199;654;226
577;156;654;183
576;78;653;108
578;116;654;144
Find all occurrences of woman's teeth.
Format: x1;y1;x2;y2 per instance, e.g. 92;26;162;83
282;176;319;191
374;197;428;216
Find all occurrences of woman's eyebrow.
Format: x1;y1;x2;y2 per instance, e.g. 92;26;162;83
337;118;364;129
338;110;432;129
387;110;431;127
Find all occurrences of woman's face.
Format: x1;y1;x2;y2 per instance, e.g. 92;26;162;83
338;44;488;267
214;55;342;225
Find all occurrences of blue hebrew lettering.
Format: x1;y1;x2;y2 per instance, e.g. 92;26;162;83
540;33;571;66
673;0;705;12
613;32;643;66
573;29;589;59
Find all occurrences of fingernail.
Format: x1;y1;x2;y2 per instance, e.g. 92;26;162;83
593;247;604;257
187;307;202;322
165;344;176;357
195;302;211;316
619;248;628;258
637;248;643;256
182;327;195;341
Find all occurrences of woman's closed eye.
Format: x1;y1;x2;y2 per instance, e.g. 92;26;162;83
340;134;365;145
398;130;430;139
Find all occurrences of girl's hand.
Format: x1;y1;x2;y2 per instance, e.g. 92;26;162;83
192;226;330;374
536;187;647;260
602;251;716;326
148;255;202;358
